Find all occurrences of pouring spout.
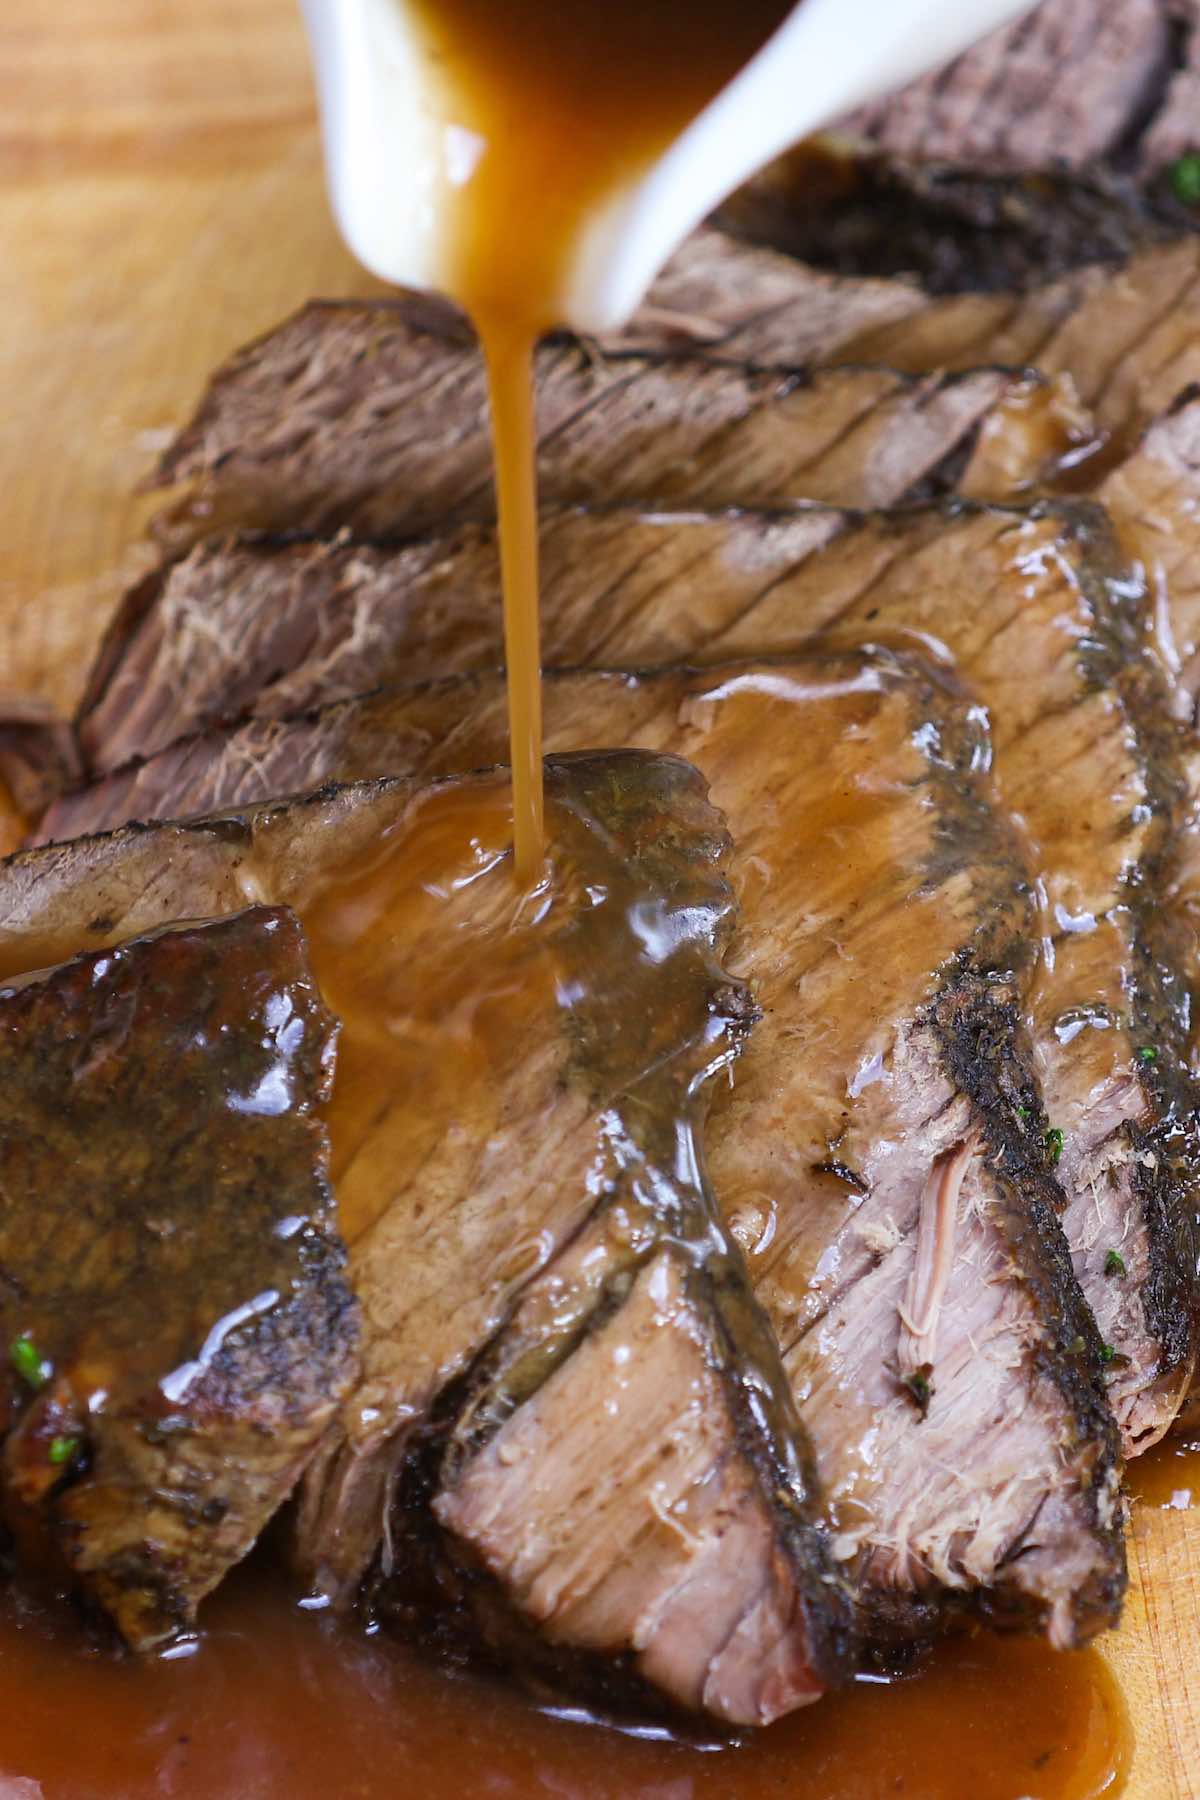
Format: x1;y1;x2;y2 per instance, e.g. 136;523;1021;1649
565;0;1038;331
300;0;1037;332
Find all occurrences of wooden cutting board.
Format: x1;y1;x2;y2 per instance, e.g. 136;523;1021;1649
2;4;1198;1794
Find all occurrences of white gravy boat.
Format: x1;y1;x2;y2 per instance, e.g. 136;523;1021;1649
300;0;1036;332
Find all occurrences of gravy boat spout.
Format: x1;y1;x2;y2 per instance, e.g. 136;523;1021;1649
300;0;1036;333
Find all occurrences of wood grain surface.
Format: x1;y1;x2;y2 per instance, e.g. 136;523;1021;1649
2;4;1199;1795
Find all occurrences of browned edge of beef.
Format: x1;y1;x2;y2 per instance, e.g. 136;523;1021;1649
709;496;1200;1449
0;907;359;1649
396;652;1125;1654
1036;499;1200;1415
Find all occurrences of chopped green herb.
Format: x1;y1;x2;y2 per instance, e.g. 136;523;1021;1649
1045;1126;1064;1166
1099;1342;1116;1363
900;1363;934;1420
1104;1249;1127;1279
47;1436;78;1468
1171;152;1200;206
1135;1046;1158;1065
10;1336;44;1389
1016;1104;1030;1121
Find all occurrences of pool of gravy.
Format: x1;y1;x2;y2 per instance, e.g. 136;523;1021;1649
405;0;793;876
1125;1433;1200;1511
0;1554;1131;1800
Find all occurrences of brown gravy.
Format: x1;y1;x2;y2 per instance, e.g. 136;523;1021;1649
296;778;561;1247
0;1557;1131;1800
1125;1434;1200;1511
405;0;793;873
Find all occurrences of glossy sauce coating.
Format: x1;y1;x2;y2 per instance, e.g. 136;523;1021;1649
0;1557;1131;1800
405;0;792;874
299;779;561;1247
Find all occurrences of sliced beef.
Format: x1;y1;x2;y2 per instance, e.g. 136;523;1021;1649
146;287;1057;550
370;654;1119;1648
73;514;843;778
621;225;926;361
712;505;1199;1457
838;0;1176;176
714;1;1200;292
139;231;1200;567
76;365;1093;779
0;908;357;1650
859;240;1200;456
704;229;1200;469
719;155;1196;297
70;658;1129;1648
0;754;847;1725
58;498;1200;1459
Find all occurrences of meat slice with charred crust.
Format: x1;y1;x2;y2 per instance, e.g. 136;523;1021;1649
84;237;1200;785
38;652;1129;1645
0;908;357;1650
707;503;1200;1458
0;755;847;1725
793;237;1200;457
57;496;1200;1461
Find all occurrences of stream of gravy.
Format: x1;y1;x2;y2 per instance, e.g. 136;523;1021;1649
405;0;793;875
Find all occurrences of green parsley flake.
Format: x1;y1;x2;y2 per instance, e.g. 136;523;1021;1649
10;1336;44;1389
1100;1342;1116;1363
1104;1249;1127;1279
1171;153;1200;206
901;1363;934;1420
48;1436;78;1468
1045;1126;1064;1166
1135;1046;1158;1065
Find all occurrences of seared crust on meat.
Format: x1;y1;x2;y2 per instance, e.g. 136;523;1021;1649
0;909;357;1648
